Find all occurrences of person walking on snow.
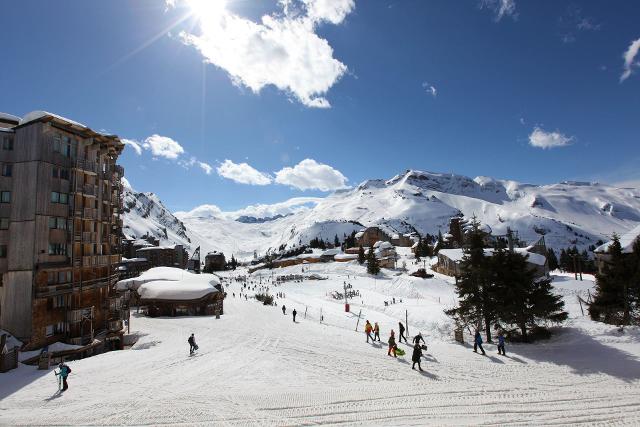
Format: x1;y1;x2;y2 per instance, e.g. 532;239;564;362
188;333;198;355
413;332;425;347
474;330;486;355
411;343;424;371
282;305;286;315
388;330;397;357
497;331;506;356
374;322;381;342
292;309;297;322
398;322;407;343
364;320;374;343
57;362;71;391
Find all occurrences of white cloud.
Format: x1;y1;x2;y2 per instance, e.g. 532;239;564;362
180;156;213;175
216;159;273;185
122;138;142;155
528;127;574;149
274;158;348;191
229;197;322;219
170;0;353;108
422;82;437;97
142;134;185;159
198;161;213;175
620;37;640;82
480;0;517;22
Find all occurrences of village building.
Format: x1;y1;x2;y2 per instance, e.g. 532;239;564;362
204;251;226;272
355;226;393;247
373;241;398;269
0;111;126;351
390;233;414;247
594;225;640;274
135;244;188;269
117;257;151;279
435;247;549;279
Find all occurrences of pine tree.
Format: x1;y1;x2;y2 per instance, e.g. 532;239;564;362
546;248;559;271
445;217;495;342
366;247;380;275
494;250;567;341
589;234;636;325
357;245;365;265
334;234;340;247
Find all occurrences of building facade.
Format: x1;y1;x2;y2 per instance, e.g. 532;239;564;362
0;111;126;350
135;244;188;269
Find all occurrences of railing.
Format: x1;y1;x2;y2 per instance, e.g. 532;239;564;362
81;232;97;243
82;184;98;197
67;306;94;324
67;334;93;346
83;207;97;219
76;159;98;174
110;254;120;264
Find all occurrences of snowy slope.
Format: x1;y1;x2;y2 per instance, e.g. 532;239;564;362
172;170;640;259
2;259;640;425
121;178;191;248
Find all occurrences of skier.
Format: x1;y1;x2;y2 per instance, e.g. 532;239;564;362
473;330;486;355
411;343;424;371
188;333;198;355
398;322;407;343
56;362;71;391
497;331;506;356
413;332;425;346
374;322;381;342
282;305;286;315
292;309;297;322
364;320;374;343
388;330;397;357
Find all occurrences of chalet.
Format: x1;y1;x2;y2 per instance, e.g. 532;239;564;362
355;226;392;247
373;241;398;269
204;251;226;272
594;225;640;274
435;247;549;279
391;233;414;247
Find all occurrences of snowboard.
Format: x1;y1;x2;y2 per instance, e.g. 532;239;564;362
395;348;406;356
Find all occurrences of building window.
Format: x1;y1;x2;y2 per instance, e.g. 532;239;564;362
0;245;6;258
58;270;71;283
2;136;13;150
1;164;11;177
0;217;8;230
54;322;66;334
60;168;70;180
0;191;10;203
50;192;69;204
45;325;54;337
53;295;66;308
48;216;67;230
48;243;67;256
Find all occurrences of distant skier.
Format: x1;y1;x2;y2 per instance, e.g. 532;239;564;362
188;333;198;355
388;330;397;357
374;322;381;342
365;320;374;343
398;322;407;343
56;362;71;391
497;331;506;356
292;309;297;322
282;305;286;315
411;343;424;371
473;330;486;355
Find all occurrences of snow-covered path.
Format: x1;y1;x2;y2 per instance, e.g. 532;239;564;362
2;266;640;425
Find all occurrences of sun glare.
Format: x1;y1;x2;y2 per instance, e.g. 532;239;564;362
187;0;227;20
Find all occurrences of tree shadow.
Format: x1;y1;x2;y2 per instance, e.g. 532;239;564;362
0;365;51;400
514;327;640;382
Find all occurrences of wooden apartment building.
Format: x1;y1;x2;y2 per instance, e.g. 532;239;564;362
0;111;127;351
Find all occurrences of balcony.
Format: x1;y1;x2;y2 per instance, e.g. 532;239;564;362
110;254;121;264
67;334;94;346
81;232;97;243
82;184;98;197
67;306;94;324
75;159;98;174
114;165;124;177
82;255;110;267
83;207;97;219
108;319;124;332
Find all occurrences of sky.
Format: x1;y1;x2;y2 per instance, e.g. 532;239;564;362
1;0;639;213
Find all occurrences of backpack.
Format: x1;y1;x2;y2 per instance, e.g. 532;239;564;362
67;366;71;374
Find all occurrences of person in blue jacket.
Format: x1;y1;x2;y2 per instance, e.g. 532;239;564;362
57;362;71;391
497;331;506;356
473;330;486;355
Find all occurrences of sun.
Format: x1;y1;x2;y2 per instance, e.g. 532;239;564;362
187;0;227;20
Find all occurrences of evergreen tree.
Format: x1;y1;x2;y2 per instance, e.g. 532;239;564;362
494;250;567;341
357;245;365;265
445;217;495;342
366;247;380;275
546;248;559;271
589;234;637;325
334;234;340;248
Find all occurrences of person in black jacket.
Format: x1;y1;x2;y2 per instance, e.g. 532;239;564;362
411;343;423;371
188;334;198;355
413;333;425;346
292;309;297;322
398;322;407;343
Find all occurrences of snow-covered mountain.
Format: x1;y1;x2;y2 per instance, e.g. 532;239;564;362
121;178;191;248
124;170;640;260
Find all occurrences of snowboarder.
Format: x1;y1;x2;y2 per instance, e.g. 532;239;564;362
282;305;286;315
292;309;297;322
364;320;374;343
398;322;407;343
473;330;486;355
413;333;425;346
188;333;198;355
388;330;397;357
374;322;381;342
497;331;506;356
411;343;424;371
56;362;71;391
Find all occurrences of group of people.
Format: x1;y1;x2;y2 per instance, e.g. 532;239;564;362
364;320;427;371
281;305;298;322
473;330;506;356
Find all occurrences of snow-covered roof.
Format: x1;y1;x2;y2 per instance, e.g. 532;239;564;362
1;329;22;352
335;253;358;260
355;231;364;239
321;248;341;256
595;224;640;254
19;110;87;128
136;244;179;252
374;241;393;249
0;127;14;133
0;112;20;123
19;341;84;361
116;267;208;292
438;248;546;266
121;257;148;263
133;268;221;301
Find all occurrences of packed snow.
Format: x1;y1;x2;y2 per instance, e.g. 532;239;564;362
2;255;640;425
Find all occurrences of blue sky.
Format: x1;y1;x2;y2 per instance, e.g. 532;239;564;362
1;0;639;212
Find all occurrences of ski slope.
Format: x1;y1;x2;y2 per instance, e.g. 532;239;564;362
2;260;640;425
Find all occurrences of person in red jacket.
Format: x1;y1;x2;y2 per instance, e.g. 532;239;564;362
388;330;397;357
365;320;374;343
